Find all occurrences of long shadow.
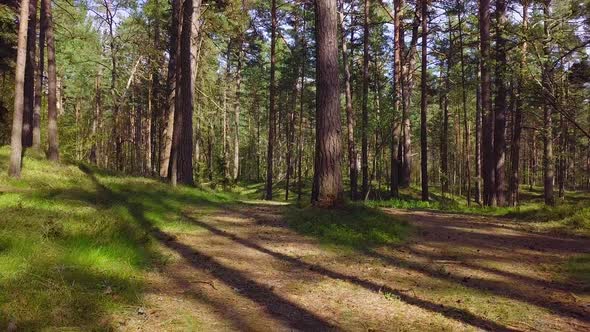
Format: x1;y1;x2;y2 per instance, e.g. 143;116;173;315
178;211;516;331
79;166;336;331
189;206;590;326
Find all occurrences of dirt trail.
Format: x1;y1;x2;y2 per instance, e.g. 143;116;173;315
118;204;590;331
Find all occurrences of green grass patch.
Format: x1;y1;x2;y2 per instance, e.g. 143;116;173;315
564;255;590;289
0;146;237;329
285;204;413;249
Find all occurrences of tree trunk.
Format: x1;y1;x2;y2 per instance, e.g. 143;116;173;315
8;0;31;177
233;38;243;182
45;0;59;161
508;0;528;206
312;0;343;208
33;0;46;150
265;0;277;200
361;0;370;198
480;0;494;206
542;0;554;205
457;4;471;206
23;0;37;148
419;0;428;201
390;0;402;198
339;2;358;201
493;0;508;206
160;0;181;178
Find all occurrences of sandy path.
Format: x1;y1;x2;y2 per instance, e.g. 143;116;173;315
118;204;590;331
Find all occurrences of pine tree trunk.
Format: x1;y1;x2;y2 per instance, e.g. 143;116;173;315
233;38;243;182
8;0;31;177
390;0;402;198
493;0;507;206
23;0;37;148
160;0;181;178
265;0;277;200
419;0;428;201
542;0;554;205
480;0;494;206
45;0;59;161
312;0;343;208
33;0;46;150
457;5;471;206
508;0;528;206
361;0;370;198
338;3;358;201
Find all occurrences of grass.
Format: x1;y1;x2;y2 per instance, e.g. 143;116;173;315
367;185;590;237
285;204;413;249
564;255;590;290
0;146;235;329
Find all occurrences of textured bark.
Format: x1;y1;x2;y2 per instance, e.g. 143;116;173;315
312;0;343;208
419;0;428;201
339;3;358;201
90;71;101;164
493;0;508;206
233;38;243;182
390;0;402;198
23;0;37;148
457;4;471;206
265;0;277;200
480;0;495;206
542;0;554;205
33;0;46;149
45;0;59;161
297;3;308;201
508;0;528;206
361;0;370;198
475;79;482;204
9;0;31;177
160;0;181;178
169;0;199;185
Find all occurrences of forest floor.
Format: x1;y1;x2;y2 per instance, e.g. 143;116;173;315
1;148;589;331
120;203;590;331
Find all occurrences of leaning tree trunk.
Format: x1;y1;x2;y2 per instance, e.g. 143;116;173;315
23;0;37;148
45;0;59;161
419;0;428;201
312;0;344;208
8;0;31;177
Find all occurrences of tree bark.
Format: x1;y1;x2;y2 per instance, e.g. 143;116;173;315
361;0;370;198
33;0;46;150
23;0;37;148
312;0;344;208
542;0;554;205
44;0;59;161
457;3;471;206
508;0;528;206
419;0;428;201
265;0;277;200
339;1;358;201
9;0;31;177
390;0;402;198
480;0;494;206
493;0;508;206
160;0;181;178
